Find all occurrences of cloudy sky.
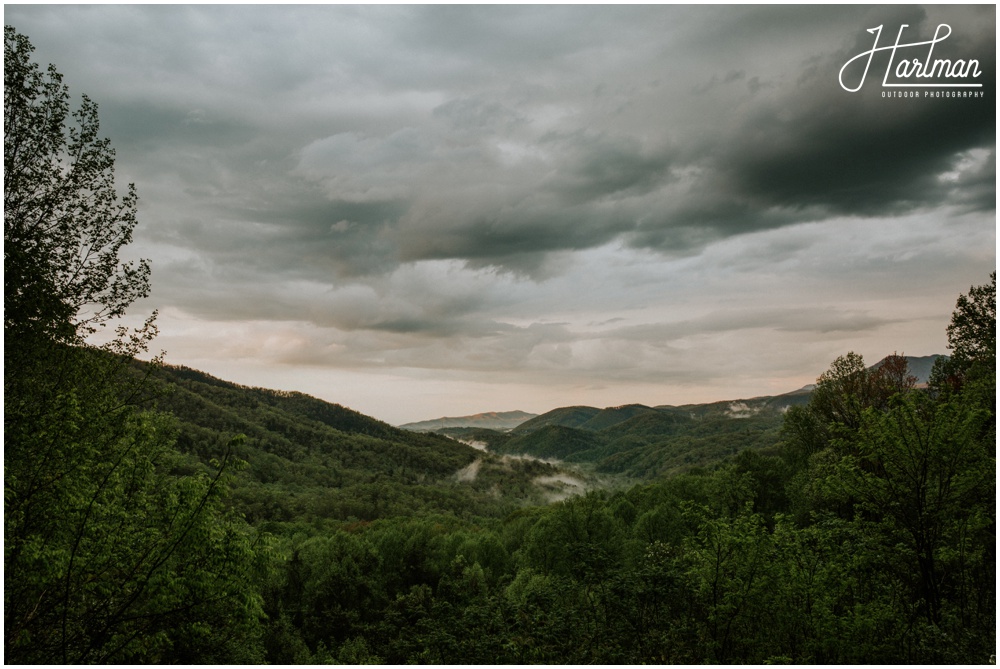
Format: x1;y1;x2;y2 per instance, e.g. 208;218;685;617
6;4;995;425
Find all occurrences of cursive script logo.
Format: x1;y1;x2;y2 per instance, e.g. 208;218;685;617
840;24;983;92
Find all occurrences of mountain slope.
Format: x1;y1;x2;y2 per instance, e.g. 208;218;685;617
138;363;565;526
143;353;945;510
400;410;537;432
499;424;608;461
577;404;663;431
510;406;602;433
480;353;945;478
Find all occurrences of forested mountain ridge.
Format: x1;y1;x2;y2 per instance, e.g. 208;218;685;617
468;406;784;479
508;354;942;434
451;355;945;478
135;361;578;527
146;362;446;445
400;410;538;432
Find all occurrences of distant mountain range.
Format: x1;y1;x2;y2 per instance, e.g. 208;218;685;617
400;410;538;432
429;354;945;478
402;354;944;434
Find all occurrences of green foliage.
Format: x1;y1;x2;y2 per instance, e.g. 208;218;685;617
4;27;267;663
247;282;994;664
143;363;579;528
4;25;151;349
680;504;775;662
492;401;787;479
511;405;602;432
931;273;996;407
500;424;606;460
810;352;916;434
4;353;269;663
945;272;996;373
838;393;993;631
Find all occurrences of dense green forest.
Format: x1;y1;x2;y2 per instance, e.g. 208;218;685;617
5;25;996;664
139;362;577;528
454;394;807;479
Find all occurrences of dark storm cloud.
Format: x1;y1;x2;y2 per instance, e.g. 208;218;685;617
722;47;995;218
4;4;994;412
394;4;994;267
97;102;255;151
941;148;996;212
232;198;408;279
391;128;676;274
622;5;995;254
10;4;991;282
432;97;526;132
541;129;675;204
692;69;747;95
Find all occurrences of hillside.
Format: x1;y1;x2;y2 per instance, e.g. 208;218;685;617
135;352;986;665
138;351;953;536
139;363;574;527
871;353;942;385
510;405;603;433
400;409;537;432
490;403;784;478
436;355;943;478
501;424;608;461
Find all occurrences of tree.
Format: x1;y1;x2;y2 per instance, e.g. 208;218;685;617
822;390;995;662
4;25;151;350
5;426;268;663
778;278;997;662
4;23;158;497
946;272;996;372
931;272;996;397
810;352;916;434
782;352;917;485
680;503;775;662
4;26;266;662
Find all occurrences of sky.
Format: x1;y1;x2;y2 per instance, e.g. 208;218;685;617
5;4;995;425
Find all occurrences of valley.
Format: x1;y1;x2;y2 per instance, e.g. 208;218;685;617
12;334;994;664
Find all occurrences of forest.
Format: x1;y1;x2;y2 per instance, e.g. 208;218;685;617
4;25;996;664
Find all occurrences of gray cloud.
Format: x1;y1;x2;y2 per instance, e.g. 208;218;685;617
15;4;991;276
5;5;994;422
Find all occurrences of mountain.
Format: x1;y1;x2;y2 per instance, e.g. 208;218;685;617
136;363;566;526
870;354;943;385
493;400;784;477
501;424;608;461
510;405;602;433
517;396;794;435
406;354;943;438
574;403;663;431
453;354;945;478
400;410;537;432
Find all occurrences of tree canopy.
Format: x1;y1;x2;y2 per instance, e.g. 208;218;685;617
4;25;151;349
4;26;265;663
